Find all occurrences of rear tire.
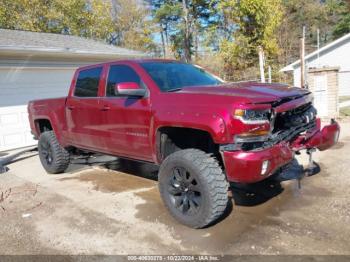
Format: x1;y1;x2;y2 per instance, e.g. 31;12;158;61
158;149;228;228
38;131;70;174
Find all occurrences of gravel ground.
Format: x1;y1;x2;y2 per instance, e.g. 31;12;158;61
0;122;349;256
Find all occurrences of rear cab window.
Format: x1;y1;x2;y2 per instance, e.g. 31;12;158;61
74;67;103;97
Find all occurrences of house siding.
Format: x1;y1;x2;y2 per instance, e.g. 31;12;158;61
308;68;339;118
291;38;350;96
0;29;145;151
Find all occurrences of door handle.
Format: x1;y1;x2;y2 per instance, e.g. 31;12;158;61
101;105;110;111
67;105;75;110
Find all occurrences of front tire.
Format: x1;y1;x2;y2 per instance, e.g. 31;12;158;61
158;149;228;228
38;131;70;174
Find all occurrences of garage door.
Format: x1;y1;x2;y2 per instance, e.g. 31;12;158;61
0;67;75;152
0;105;34;151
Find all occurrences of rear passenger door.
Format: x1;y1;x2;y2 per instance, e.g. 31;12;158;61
65;66;105;150
98;64;153;161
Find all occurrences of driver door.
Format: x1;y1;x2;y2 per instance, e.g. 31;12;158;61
98;64;153;161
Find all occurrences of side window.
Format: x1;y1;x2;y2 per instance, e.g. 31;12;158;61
106;65;141;97
74;67;103;97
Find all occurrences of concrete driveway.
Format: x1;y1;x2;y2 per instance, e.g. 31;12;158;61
1;122;350;255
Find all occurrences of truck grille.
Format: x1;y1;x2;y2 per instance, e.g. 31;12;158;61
267;102;317;145
273;102;316;132
241;102;317;151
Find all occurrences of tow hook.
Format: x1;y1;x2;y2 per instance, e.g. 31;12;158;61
296;148;320;189
273;148;320;188
305;148;318;176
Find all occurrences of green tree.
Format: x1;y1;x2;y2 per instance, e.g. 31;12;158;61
277;0;343;66
112;0;157;51
278;0;321;67
218;0;283;79
332;0;350;39
151;0;219;61
153;1;182;57
0;0;114;41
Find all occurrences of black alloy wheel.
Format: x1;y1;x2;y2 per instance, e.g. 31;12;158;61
38;131;70;174
168;166;202;215
40;140;54;165
158;149;228;228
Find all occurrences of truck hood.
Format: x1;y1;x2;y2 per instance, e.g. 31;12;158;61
179;82;310;104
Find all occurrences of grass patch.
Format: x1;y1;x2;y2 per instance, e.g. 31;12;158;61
339;96;350;103
340;106;350;116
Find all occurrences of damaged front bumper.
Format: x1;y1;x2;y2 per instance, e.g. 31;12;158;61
221;119;340;183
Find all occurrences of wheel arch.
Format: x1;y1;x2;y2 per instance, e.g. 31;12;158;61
154;125;221;164
33;117;64;144
34;118;53;134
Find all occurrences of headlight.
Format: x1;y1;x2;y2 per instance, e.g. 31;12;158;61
233;109;270;124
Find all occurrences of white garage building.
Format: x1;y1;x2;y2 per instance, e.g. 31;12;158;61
281;32;350;96
0;29;145;152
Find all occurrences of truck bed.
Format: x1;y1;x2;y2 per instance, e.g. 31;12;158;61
28;97;67;140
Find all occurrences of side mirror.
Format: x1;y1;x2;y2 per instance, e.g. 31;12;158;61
115;82;146;97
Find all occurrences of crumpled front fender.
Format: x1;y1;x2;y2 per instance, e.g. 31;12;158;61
222;118;340;183
291;119;340;151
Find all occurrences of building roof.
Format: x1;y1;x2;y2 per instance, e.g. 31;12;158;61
0;28;146;58
281;32;350;72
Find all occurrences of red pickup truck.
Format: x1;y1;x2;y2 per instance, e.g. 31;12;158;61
28;59;340;228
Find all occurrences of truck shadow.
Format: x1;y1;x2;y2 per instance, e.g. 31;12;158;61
230;179;284;207
104;158;159;181
100;157;285;207
69;155;285;207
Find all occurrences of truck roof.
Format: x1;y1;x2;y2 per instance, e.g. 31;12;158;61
76;58;183;70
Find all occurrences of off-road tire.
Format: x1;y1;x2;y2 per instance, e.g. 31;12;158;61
38;131;70;174
158;149;229;228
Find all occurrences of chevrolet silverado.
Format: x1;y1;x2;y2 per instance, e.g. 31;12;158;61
28;59;340;228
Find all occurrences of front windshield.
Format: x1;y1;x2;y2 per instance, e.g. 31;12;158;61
140;62;222;92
